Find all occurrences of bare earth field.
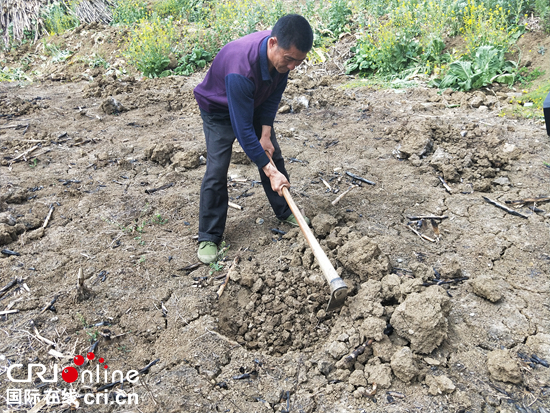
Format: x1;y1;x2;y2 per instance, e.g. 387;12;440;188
0;27;550;413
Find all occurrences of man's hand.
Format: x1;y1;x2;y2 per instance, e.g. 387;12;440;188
260;125;275;158
262;162;289;196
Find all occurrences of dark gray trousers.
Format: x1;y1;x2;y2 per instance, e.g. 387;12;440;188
198;110;291;244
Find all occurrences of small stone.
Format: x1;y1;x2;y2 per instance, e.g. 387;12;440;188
359;317;387;342
278;104;291;114
426;374;455;395
492;177;511;186
317;360;334;376
337;333;349;342
423;357;440;366
256;218;264;225
327;341;348;360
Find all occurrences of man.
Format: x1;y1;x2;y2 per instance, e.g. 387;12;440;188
193;14;313;264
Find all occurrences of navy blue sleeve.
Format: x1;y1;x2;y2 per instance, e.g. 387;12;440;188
226;73;270;168
256;74;288;127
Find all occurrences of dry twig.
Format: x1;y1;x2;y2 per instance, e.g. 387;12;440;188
217;256;240;299
332;184;357;205
482;196;529;219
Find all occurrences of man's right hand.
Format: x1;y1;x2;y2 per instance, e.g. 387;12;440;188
262;162;289;196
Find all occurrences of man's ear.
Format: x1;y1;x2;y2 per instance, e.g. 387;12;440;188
268;36;278;49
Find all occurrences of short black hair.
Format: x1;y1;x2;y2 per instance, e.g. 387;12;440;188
271;14;313;53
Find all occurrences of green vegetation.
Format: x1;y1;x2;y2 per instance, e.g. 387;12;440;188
42;2;80;35
1;0;548;100
209;241;228;275
76;313;100;343
500;78;550;119
174;45;212;75
111;0;149;25
124;15;178;78
430;45;516;91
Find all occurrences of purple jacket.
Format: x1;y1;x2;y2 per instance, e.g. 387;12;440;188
194;31;288;168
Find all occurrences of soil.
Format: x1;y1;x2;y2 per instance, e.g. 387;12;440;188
0;24;549;413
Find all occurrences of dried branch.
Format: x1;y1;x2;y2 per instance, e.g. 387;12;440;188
482;196;529;219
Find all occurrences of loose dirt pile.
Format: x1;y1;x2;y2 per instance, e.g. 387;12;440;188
0;31;550;413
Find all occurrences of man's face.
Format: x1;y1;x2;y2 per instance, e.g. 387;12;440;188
267;37;308;73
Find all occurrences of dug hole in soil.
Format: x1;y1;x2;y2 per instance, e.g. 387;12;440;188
1;30;550;413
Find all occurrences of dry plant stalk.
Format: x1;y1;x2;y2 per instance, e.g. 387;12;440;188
332;184;357;205
0;0;43;46
216;257;240;299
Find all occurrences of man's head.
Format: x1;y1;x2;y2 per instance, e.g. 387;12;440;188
267;14;313;74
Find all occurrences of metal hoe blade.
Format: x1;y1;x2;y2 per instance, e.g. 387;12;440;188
326;278;348;312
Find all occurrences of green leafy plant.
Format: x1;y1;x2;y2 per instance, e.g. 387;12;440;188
515;66;544;86
154;0;209;21
152;213;168;225
124;15;177;78
87;53;110;69
0;66;32;82
326;0;352;38
174;46;212;75
430;45;516;91
43;43;73;63
534;0;550;32
29;159;38;168
209;241;228;275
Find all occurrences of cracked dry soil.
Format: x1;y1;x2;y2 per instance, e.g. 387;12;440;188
0;68;550;413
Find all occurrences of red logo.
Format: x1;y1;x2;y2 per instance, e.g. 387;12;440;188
61;352;108;383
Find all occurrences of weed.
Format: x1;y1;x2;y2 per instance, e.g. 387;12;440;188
111;0;149;26
29;159;38;168
326;0;352;38
124;15;177;78
154;0;209;21
87;53;110;69
42;1;79;35
515;66;545;86
138;255;146;264
0;66;32;82
76;313;99;343
174;46;212;76
43;43;73;63
209;241;229;275
152;213;168;225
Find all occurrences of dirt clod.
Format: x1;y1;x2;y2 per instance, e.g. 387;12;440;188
390;286;451;354
471;274;504;302
425;374;456;395
487;349;522;384
390;346;418;383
